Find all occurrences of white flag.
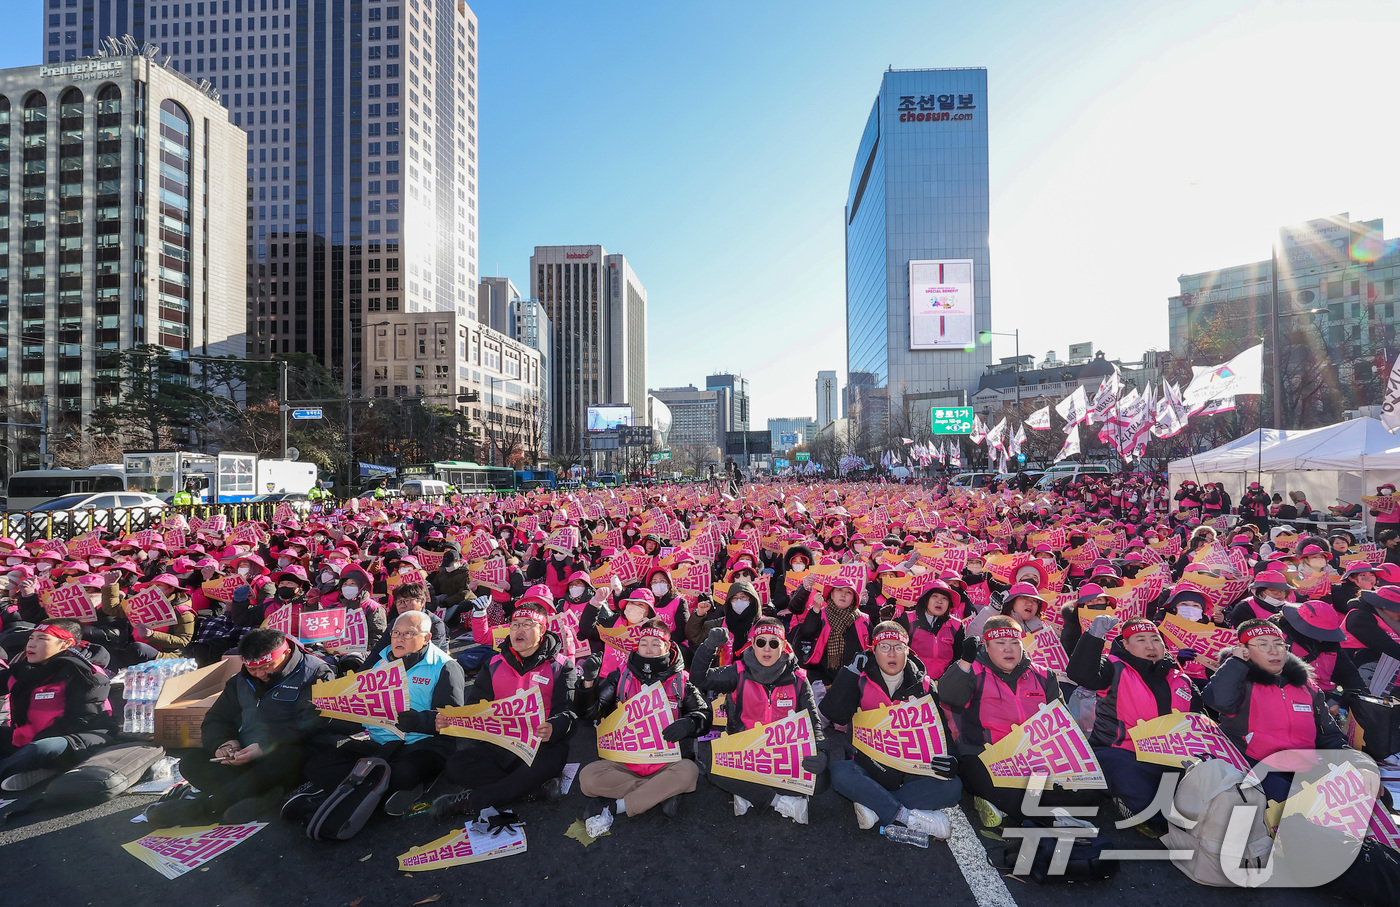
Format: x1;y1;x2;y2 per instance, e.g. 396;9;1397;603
1026;406;1052;430
1089;367;1123;425
1055;426;1081;463
1055;385;1088;428
1181;343;1264;410
987;418;1008;452
968;415;988;445
1383;356;1400;433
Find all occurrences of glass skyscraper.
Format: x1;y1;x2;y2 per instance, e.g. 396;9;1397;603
845;67;991;436
66;0;480;393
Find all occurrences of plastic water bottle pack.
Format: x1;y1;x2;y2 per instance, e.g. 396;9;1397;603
120;659;199;734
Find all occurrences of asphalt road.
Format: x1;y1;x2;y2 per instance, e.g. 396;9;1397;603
0;725;1354;907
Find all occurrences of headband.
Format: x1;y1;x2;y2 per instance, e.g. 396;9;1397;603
1121;619;1160;638
983;626;1023;643
244;640;290;668
637;626;671;645
873;628;908;647
1240;623;1284;645
752;623;786;641
32;623;75;644
513;601;550;625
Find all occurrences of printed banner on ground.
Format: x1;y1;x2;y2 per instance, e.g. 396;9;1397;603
852;694;949;776
711;711;817;796
397;822;526;870
310;659;407;737
123;823;266;879
596;682;681;766
437;686;545;765
1127;711;1251;773
980;700;1107;789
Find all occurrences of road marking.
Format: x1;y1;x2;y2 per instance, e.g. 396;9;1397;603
946;805;1018;907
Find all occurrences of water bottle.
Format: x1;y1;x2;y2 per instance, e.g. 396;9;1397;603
123;701;136;733
143;702;155;735
880;825;930;848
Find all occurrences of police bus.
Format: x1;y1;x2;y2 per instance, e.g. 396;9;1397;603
401;461;517;493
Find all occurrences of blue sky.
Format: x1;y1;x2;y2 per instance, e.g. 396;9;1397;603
5;0;1399;426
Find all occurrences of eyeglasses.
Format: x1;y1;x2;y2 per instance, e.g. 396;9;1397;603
508;620;540;631
752;637;782;649
390;630;427;640
1247;641;1287;654
875;643;908;654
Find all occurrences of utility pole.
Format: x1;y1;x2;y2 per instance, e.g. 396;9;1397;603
279;358;290;459
1270;244;1283;430
39;395;49;466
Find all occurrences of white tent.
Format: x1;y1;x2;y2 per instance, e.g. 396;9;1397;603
1166;428;1304;477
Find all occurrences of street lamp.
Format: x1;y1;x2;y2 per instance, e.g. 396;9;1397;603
978;329;1021;410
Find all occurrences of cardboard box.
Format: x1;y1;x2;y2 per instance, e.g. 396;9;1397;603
153;656;243;749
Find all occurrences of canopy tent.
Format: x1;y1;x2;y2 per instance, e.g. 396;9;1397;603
1167;418;1400;538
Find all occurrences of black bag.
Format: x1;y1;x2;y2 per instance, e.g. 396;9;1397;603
1329;839;1400;906
1004;825;1119;884
45;743;166;806
1347;695;1400;761
306;757;391;842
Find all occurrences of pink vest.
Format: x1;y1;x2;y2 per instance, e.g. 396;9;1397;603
615;667;687;777
653;597;684;634
910;616;961;680
11;678;67;747
856;671;932;712
1292;644;1338;691
543;561;570;601
1343;612;1400;651
970;662;1049;745
1102;655;1193;750
807;611;871;668
1242;680;1319;771
733;662;804;730
488;652;567;713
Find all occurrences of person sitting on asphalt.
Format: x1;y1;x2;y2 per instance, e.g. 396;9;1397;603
580;617;712;837
1066;614;1201;833
296;611;463;820
148;628;335;826
819;621;960;842
0;619;120;791
1204;618;1350;804
691;616;828;825
939;615;1102;828
430;589;579;822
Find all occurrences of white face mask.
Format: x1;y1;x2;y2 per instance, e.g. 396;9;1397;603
731;597;751;614
651;582;669;597
790;561;807;572
553;552;566;561
398;566;414;576
320;572;336;585
444;562;460;572
237;566;251;577
88;559;104;569
278;557;291;568
5;557;21;566
1177;605;1204;622
1261;593;1285;607
623;605;648;624
568;584;586;598
36;563;51;574
342;585;360;599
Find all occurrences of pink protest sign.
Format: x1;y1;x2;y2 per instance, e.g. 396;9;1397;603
123;822;266;879
852;695;949;775
298;608;347;644
42;583;98;623
438;687;546;765
1127;712;1250;773
125;585;178;630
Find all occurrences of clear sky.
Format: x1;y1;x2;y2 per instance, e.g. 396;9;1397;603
4;1;1398;427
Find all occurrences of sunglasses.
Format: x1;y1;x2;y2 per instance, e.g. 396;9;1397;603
752;636;783;649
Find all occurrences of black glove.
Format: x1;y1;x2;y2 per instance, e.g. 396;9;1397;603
961;637;979;663
485;810;521;834
706;625;731;647
661;717;694;742
802;751;828;775
395;710;420;733
929;754;960;778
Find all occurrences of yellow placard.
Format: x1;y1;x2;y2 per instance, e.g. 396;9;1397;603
851;695;948;776
437;686;545;765
595;682;681;766
979;700;1106;789
710;712;817;795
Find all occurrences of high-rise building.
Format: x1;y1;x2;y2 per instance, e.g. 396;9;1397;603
767;417;816;454
649;384;729;468
845;67;992;438
815;369;838;426
706;373;748;431
75;0;481;391
509;297;550;456
477;276;517;335
0;55;245;470
531;244;647;459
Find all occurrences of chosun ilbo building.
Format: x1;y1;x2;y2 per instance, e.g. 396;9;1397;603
0;54;245;469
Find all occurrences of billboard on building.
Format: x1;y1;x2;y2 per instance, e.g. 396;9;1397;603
1279;214;1352;271
586;405;633;432
908;259;975;350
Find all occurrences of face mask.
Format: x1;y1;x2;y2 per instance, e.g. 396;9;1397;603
569;584;586;598
499;532;510;541
314;536;326;544
5;557;21;566
1261;593;1285;607
88;559;104;569
651;582;669;597
553;552;566;561
341;585;360;599
790;561;807;572
278;557;291;568
444;562;459;572
731;597;751;614
623;605;647;624
399;566;414;576
276;586;297;601
320;572;335;585
1177;605;1204;622
238;566;252;577
36;563;51;574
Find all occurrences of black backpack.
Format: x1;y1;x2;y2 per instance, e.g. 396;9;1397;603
305;757;392;841
45;743;167;807
1003;824;1119;884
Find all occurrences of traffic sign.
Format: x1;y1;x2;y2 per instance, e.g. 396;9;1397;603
650;450;671;462
292;408;324;420
795;452;811;462
930;406;974;435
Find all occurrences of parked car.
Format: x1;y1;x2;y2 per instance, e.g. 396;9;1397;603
949;471;998;488
3;492;168;540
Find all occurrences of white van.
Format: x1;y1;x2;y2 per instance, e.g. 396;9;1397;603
399;479;449;499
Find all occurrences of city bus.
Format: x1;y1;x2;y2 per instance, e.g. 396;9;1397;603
123;452;216;502
5;466;127;511
402;461;517;493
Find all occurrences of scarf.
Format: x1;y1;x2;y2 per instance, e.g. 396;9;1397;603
824;604;857;671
